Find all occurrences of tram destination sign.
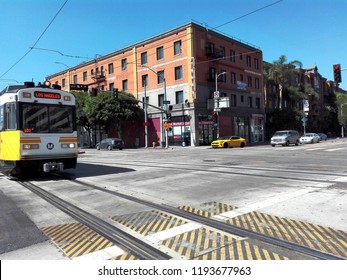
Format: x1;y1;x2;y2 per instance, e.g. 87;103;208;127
34;92;61;99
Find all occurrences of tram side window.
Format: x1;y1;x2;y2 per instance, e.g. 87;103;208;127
5;103;17;130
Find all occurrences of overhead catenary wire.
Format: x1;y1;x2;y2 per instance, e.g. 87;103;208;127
0;0;69;79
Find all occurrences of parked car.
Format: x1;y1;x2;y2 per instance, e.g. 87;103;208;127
300;133;320;144
270;130;300;147
211;136;246;148
317;133;328;141
96;138;124;150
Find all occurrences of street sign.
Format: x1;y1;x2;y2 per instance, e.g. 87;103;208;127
214;91;220;98
163;122;169;130
70;84;88;91
163;100;171;105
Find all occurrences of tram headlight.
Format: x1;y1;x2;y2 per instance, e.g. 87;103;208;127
23;144;39;150
61;143;76;149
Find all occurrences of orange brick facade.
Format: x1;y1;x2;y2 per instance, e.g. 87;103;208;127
47;23;265;147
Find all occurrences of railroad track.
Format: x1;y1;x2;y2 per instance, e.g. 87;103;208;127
17;180;171;260
17;176;345;260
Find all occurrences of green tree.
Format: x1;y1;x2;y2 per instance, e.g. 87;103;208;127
267;55;302;109
74;91;143;146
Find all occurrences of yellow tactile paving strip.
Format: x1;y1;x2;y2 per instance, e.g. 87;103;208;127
195;240;289;260
111;253;137;260
227;211;347;258
111;210;187;236
178;202;237;218
41;223;130;259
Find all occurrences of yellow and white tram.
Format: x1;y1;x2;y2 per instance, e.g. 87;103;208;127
0;82;78;175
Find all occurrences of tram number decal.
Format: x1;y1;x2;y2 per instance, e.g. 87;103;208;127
34;92;61;99
47;143;54;150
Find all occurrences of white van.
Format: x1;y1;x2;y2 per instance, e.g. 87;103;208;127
270;130;300;147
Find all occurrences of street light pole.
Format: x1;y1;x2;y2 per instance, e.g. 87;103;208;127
214;72;226;139
144;83;148;148
140;64;169;148
55;62;71;89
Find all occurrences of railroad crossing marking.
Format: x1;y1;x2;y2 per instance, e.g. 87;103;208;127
41;223;137;260
227;211;347;258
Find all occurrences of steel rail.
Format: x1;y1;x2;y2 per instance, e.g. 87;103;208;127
73;178;345;260
17;180;171;260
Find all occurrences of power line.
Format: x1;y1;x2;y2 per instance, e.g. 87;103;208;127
0;0;69;79
31;47;89;59
214;0;284;29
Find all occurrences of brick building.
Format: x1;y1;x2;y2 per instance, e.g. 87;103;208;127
46;22;265;147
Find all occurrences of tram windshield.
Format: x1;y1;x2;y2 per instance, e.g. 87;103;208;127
21;103;75;133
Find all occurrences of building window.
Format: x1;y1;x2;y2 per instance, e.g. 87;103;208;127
219;46;225;58
247;76;252;88
157;70;165;84
91;69;94;76
142;96;149;108
175;66;183;80
157;46;164;60
175;90;183;104
83;71;87;82
240;74;244;82
231;94;237;107
255;78;260;89
247;56;251;67
248;97;253;108
220;70;227;82
109;83;114;91
158;94;164;107
141;52;147;65
209;67;216;80
239;53;243;60
230;50;235;62
121;59;127;71
122;79;128;91
174;41;182;56
230;72;236;84
207;42;215;56
108;63;114;74
142;74;148;88
73;75;78;84
256;97;260;108
254;58;259;70
241;95;244;103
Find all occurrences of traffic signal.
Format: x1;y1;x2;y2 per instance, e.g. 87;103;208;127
333;64;342;83
212;111;218;123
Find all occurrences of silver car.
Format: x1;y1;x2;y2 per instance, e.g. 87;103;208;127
300;133;320;144
271;130;300;147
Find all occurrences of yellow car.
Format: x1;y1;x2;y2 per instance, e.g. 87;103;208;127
211;136;246;148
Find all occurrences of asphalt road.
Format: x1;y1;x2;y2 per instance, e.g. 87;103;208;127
0;138;346;259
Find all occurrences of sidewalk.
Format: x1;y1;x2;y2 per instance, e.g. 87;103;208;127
0;188;66;259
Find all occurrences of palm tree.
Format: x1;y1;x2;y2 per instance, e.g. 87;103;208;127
267;55;302;109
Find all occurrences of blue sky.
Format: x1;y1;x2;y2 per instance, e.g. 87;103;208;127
1;0;346;89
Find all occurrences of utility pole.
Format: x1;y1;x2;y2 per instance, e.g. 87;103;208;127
214;72;226;139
